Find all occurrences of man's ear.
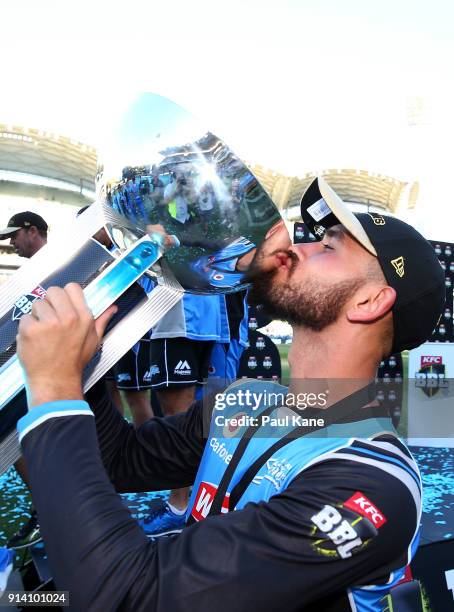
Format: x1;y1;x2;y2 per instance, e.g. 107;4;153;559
346;285;396;323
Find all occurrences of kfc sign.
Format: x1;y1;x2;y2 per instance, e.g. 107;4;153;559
421;356;442;367
344;492;387;528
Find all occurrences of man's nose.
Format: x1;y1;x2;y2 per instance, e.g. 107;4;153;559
264;221;291;251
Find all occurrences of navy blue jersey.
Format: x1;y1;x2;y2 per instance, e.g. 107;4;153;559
18;380;421;611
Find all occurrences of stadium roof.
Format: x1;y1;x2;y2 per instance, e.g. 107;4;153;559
0;124;97;200
250;166;407;218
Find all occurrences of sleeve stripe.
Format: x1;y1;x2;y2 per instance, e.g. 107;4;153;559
18;401;93;442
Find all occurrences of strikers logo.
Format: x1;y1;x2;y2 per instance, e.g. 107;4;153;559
415;355;448;396
12;286;47;321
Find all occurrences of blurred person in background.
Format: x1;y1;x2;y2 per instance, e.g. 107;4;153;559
0;211;48;549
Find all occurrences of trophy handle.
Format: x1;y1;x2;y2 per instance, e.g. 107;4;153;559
0;236;184;475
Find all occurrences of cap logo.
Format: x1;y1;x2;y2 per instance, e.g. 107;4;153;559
368;213;385;226
313;224;326;238
391;256;405;278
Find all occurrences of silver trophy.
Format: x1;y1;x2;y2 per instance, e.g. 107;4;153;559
0;93;282;474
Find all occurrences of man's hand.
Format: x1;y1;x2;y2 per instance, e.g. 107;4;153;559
146;224;179;249
17;283;116;408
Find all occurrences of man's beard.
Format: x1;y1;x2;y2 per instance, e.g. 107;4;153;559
246;260;365;332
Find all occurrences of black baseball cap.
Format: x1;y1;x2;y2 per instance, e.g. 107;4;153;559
300;177;445;353
0;211;48;239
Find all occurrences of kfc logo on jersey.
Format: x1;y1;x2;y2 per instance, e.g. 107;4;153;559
191;482;230;522
12;286;47;321
344;492;387;528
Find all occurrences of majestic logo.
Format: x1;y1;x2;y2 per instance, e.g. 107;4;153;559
416;354;448;396
174;360;191;375
12;286;47;321
368;213;386;225
391;256;405;278
191;481;230;522
344;492;387;528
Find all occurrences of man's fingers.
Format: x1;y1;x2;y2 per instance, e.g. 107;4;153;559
17;312;36;337
63;283;92;320
44;285;79;324
94;305;118;341
31;299;58;322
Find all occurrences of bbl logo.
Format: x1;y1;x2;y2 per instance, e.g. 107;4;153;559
415;355;448;396
295;226;304;240
248;355;258;369
12;286;47;321
263;356;272;369
256;336;265;350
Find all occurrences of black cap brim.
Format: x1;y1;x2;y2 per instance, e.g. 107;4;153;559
301;177;377;256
